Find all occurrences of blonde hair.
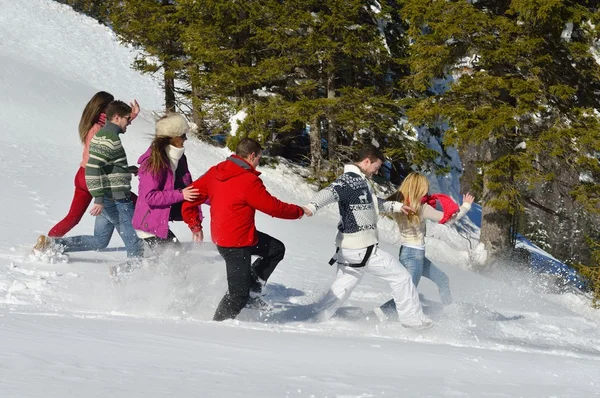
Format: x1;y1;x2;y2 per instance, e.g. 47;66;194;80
397;172;429;224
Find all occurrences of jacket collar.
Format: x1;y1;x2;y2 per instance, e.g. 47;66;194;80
344;164;366;179
103;121;123;135
227;154;261;176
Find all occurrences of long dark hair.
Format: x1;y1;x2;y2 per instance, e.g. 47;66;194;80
143;136;172;176
78;91;114;143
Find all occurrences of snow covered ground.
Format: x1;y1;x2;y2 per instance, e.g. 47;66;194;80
1;1;599;397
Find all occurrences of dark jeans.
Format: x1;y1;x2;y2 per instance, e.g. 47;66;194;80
213;231;285;321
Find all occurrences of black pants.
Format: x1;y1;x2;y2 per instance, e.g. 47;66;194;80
213;231;285;321
143;230;181;252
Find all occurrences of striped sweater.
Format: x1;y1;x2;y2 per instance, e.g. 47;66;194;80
85;122;132;204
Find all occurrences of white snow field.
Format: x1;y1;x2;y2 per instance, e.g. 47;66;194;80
1;1;599;397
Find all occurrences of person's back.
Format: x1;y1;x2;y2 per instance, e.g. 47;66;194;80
182;138;306;321
184;152;303;248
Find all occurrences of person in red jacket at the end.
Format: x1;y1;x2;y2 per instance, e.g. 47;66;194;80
182;138;310;321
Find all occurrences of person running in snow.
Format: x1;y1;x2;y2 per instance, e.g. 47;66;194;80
181;138;309;322
47;91;139;238
381;172;474;309
34;100;144;263
302;145;433;329
132;113;204;250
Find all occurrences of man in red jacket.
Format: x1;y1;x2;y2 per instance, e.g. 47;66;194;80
182;138;308;321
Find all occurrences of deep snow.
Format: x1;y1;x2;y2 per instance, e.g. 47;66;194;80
1;1;599;397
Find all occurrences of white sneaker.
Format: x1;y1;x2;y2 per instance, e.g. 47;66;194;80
401;315;434;330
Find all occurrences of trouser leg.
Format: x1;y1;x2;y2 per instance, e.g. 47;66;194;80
213;246;252;321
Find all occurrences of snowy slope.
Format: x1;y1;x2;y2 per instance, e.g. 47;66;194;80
1;1;600;397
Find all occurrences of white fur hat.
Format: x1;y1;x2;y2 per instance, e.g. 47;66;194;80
155;113;190;138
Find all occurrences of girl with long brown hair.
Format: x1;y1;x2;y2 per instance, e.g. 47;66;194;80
132;113;203;249
47;92;139;237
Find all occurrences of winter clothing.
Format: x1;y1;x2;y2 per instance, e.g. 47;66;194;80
400;246;452;305
393;193;470;305
49;114;107;237
305;164;403;249
54;197;144;258
182;154;304;247
155;113;190;138
80;113;107;168
182;153;303;322
132;146;201;240
48;167;93;237
306;164;430;327
421;194;459;224
313;246;429;327
85;122;132;204
394;198;471;249
213;232;285;321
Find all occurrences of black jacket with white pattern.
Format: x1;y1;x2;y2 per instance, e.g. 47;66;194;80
306;164;403;249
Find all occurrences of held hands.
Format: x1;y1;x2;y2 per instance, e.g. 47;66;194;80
89;203;103;217
182;186;200;201
130;99;140;120
192;230;203;243
301;206;313;217
128;165;139;176
463;192;475;205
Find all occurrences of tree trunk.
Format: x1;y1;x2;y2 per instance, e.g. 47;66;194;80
326;70;338;161
310;118;322;173
478;140;514;266
480;180;513;263
189;68;204;135
164;64;176;113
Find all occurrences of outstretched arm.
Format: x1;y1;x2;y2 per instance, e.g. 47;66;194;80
245;179;304;219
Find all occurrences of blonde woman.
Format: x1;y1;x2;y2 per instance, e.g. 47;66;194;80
393;172;474;305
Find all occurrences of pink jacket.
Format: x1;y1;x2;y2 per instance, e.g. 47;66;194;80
132;147;203;239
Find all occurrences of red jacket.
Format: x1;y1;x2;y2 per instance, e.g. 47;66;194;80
421;193;459;224
182;155;304;247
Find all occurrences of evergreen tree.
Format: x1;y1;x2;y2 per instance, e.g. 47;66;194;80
109;0;186;112
401;0;600;263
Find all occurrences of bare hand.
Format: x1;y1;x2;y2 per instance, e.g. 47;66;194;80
89;203;104;217
401;204;414;215
463;192;475;205
192;230;203;243
130;99;140;120
182;186;200;201
301;206;313;217
128;165;139;176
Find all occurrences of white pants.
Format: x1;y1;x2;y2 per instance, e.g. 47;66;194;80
315;246;426;324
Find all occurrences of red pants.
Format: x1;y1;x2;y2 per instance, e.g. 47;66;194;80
48;167;137;237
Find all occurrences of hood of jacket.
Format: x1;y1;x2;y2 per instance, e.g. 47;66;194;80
214;154;261;182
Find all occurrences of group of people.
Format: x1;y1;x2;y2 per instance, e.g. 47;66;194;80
34;91;474;330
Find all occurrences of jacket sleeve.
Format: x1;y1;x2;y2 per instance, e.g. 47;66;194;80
245;178;303;219
141;168;185;208
182;174;209;232
377;198;404;214
85;138;109;204
305;176;346;215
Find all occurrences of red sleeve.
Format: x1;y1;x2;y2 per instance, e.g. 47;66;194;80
245;178;303;219
182;174;209;232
